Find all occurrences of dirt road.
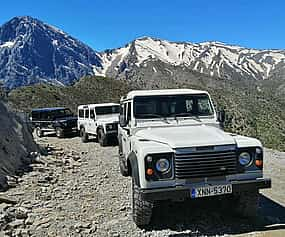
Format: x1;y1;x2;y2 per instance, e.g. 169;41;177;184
0;135;284;236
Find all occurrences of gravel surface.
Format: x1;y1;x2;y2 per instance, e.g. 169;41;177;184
0;135;284;236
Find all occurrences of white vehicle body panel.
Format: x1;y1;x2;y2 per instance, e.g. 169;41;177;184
118;89;265;190
77;103;119;136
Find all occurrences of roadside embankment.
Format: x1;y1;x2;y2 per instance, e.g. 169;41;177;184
0;101;38;190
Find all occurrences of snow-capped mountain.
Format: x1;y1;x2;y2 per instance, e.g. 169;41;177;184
0;16;101;88
0;16;285;89
95;37;285;81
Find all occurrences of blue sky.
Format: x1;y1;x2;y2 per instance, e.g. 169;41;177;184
0;0;284;51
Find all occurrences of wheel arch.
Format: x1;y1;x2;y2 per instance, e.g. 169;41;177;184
128;151;140;187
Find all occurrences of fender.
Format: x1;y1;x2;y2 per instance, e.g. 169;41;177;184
128;151;140;187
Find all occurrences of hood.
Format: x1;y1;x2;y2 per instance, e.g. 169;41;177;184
135;124;236;148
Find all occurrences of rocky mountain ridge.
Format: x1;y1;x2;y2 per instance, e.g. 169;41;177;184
95;37;285;82
0;16;285;88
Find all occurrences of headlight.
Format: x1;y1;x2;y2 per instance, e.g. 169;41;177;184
62;122;68;126
238;152;251;166
155;158;170;173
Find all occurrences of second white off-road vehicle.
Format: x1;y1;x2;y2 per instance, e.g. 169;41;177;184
77;103;120;146
118;89;271;227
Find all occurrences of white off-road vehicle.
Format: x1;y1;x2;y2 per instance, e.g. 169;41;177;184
77;103;120;146
118;89;271;226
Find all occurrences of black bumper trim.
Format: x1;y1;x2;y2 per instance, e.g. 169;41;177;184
140;178;271;201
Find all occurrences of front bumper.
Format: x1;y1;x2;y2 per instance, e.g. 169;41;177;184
140;178;271;201
63;127;78;134
105;131;118;136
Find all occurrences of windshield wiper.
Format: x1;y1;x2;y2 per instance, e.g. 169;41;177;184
172;113;202;123
137;114;170;123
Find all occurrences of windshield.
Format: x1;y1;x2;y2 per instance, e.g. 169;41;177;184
95;105;120;115
52;109;73;118
32;108;73;120
134;94;214;119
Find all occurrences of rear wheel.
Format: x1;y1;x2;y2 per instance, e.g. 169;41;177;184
55;127;64;138
132;178;153;227
80;127;89;143
98;129;108;147
35;127;43;138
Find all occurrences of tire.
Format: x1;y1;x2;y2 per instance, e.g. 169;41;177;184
55;127;64;138
132;178;153;227
232;190;259;217
98;129;108;147
119;155;129;177
35;127;43;138
80;127;89;143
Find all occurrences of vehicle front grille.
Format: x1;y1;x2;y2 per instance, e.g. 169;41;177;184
113;123;118;130
174;145;237;179
67;120;77;128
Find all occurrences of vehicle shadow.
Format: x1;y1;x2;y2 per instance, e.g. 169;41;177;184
146;194;285;236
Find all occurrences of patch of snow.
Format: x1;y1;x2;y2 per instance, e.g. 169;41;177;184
52;40;59;46
48;25;66;36
193;61;199;70
0;41;15;48
76;61;88;68
164;68;173;75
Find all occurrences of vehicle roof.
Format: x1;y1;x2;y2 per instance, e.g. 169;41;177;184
32;107;67;112
78;103;119;109
122;89;209;100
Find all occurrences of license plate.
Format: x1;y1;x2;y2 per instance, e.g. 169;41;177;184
191;184;232;198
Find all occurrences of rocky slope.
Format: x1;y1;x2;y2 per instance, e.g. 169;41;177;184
8;75;285;151
0;16;101;89
0;135;284;236
0;100;38;190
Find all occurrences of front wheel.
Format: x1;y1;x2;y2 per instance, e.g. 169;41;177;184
80;127;89;143
35;127;43;138
55;127;64;138
98;129;108;147
132;178;153;227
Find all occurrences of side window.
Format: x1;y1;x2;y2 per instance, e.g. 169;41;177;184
86;109;90;119
90;109;95;119
123;103;127;118
78;109;84;118
126;102;131;124
120;104;124;116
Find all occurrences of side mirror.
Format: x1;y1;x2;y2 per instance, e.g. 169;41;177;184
119;114;127;127
217;110;226;123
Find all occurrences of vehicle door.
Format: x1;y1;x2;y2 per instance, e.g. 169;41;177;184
84;107;90;132
120;101;132;158
88;107;97;135
77;108;84;130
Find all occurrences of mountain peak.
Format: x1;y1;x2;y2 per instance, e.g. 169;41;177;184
0;16;102;89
